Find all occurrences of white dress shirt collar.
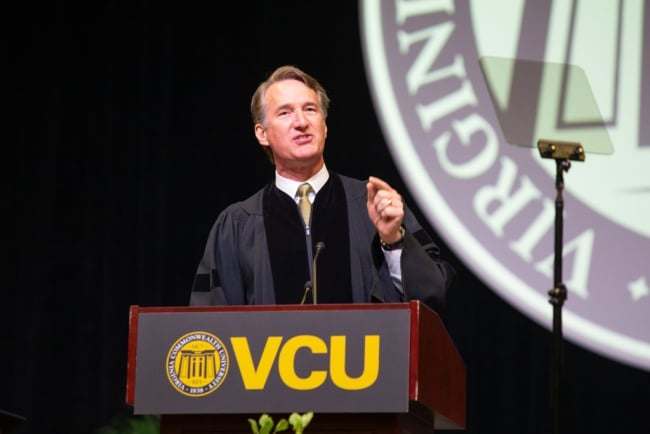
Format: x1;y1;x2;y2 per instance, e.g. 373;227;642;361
276;165;330;202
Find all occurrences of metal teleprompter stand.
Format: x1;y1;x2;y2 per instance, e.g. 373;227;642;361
537;138;585;434
479;55;614;434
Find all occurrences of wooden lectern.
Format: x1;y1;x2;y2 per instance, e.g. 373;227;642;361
126;301;466;433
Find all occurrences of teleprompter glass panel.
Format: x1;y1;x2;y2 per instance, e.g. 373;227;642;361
479;56;614;155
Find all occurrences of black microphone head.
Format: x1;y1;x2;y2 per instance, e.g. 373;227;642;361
315;241;325;252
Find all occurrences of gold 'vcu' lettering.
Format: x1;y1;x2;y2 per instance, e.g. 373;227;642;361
230;335;381;391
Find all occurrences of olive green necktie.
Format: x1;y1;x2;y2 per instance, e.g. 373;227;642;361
297;183;313;226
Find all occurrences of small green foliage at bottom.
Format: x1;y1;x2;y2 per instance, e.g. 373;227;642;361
248;412;313;434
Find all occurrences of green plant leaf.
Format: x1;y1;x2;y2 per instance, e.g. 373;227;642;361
273;418;289;433
287;412;313;434
299;412;313;428
248;418;260;434
258;414;274;434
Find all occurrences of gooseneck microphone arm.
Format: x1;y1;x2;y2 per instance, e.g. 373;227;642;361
311;242;325;304
299;242;325;305
300;281;312;305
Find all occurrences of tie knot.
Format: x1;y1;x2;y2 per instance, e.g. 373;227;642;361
297;183;312;199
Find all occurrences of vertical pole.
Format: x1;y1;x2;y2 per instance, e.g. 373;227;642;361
549;159;569;434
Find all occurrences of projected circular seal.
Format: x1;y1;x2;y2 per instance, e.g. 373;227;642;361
360;0;649;371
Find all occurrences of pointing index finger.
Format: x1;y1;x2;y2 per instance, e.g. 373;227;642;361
368;175;390;191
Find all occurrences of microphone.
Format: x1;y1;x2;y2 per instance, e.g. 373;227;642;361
312;242;325;304
300;281;312;305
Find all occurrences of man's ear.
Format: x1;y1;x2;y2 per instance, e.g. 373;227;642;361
254;124;267;145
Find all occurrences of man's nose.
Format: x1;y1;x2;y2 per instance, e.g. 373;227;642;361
293;110;308;127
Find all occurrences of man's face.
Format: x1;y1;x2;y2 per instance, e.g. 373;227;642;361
255;79;327;176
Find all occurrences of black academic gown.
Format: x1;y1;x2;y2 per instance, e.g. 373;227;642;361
190;173;452;313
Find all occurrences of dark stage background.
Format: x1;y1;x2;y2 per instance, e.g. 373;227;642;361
6;2;649;434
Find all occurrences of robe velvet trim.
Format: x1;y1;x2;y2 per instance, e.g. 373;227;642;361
263;176;353;304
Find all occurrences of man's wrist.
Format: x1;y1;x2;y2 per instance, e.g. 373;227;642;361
380;226;405;251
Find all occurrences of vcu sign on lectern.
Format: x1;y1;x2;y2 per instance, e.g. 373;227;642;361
169;332;384;394
130;306;409;414
126;302;466;432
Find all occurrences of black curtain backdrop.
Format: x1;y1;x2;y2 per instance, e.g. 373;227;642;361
7;2;649;434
